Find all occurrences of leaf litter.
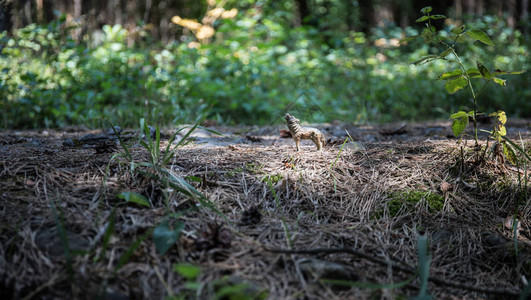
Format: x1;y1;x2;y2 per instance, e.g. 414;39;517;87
1;120;530;299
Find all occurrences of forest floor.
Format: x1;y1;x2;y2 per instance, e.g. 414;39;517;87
1;119;531;299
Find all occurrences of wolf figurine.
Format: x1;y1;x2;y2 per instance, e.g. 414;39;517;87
284;113;325;151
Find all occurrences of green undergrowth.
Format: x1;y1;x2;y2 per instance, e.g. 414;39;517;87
380;190;445;218
1;9;529;129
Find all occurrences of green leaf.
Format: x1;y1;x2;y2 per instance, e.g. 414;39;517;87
445;77;468;94
420;6;432;14
489;110;507;125
450;112;469;137
153;220;184;255
429;14;446;20
450;111;468;119
416;16;430;23
439;48;453;58
450;24;466;34
117;191;150;207
437;69;462;80
493;69;525;75
503;143;517;165
466;68;481;78
173;263;201;280
412;234;433;300
493;77;506;86
476;61;493;80
421;28;435;42
399;36;419;43
466;30;494;46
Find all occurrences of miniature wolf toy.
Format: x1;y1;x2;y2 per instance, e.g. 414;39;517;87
285;113;326;151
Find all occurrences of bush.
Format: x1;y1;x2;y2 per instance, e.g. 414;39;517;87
0;10;528;129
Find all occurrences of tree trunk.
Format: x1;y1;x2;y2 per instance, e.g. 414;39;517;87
359;1;375;33
294;0;310;27
455;0;462;18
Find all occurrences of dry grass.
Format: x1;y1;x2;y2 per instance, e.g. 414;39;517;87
1;124;530;299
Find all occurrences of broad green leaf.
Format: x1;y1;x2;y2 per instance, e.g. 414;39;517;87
421;28;435;42
430;14;446;20
449;111;468;119
451;112;469;137
466;68;481;78
445;77;468;94
437;69;462;80
498;126;507;136
503;143;517;165
450;24;466;34
412;55;438;65
153;220;184;255
493;77;506;86
466;30;494;46
117;191;150;207
173;263;201;280
476;61;493;80
421;6;432;14
416;16;429;23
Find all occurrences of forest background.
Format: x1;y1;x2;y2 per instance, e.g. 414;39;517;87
0;0;529;129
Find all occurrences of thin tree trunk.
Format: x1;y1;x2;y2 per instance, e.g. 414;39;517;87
455;0;462;18
36;0;43;23
294;0;310;27
507;0;516;28
466;0;475;15
522;0;529;37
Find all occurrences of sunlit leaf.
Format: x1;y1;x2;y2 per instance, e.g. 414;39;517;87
153;220;184;255
117;191;150;207
476;61;493;80
466;68;481;78
416;16;429;23
437;69;462;80
503;143;517;165
173;263;201;280
450;24;466;34
489;110;507;125
421;6;432;14
450;112;469;137
449;111;468;119
445;77;468;94
493;77;507;86
466;30;494;46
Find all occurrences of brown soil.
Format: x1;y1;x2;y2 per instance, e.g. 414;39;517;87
1;120;531;299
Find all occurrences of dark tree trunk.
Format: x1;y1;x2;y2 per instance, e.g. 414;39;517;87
294;0;311;26
359;0;375;33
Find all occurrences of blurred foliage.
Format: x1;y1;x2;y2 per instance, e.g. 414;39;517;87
0;5;529;129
